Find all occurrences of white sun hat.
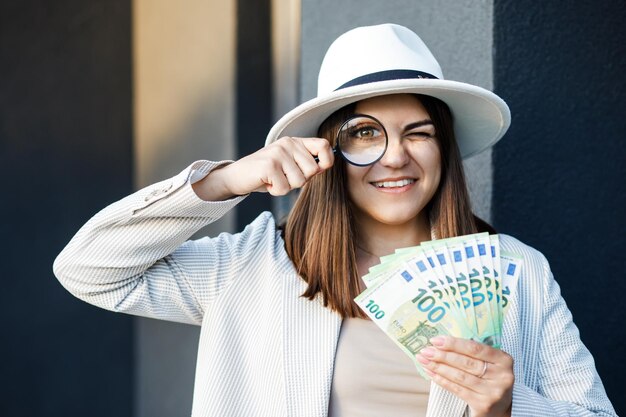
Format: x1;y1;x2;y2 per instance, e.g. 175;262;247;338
265;23;510;159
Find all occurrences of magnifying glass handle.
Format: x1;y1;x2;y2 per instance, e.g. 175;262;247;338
314;147;337;163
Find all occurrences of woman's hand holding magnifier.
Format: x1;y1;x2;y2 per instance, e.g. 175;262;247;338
194;114;389;201
193;137;335;201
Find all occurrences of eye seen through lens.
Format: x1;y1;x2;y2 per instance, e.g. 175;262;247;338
336;115;388;166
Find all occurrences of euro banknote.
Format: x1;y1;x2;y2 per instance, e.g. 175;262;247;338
355;233;523;377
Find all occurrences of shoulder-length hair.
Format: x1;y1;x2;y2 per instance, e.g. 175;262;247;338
283;94;495;318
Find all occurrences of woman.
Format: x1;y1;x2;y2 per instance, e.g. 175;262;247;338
53;24;616;417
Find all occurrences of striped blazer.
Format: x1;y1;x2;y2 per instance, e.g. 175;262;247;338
54;160;617;417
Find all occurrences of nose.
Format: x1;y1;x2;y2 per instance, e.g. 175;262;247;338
378;136;409;168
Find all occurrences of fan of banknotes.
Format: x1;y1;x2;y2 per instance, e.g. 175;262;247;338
354;232;523;378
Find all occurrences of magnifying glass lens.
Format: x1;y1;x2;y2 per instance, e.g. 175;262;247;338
336;115;387;166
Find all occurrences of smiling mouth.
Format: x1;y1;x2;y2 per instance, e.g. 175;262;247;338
371;179;416;188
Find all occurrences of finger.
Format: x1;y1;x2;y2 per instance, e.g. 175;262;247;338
430;336;500;362
427;366;512;417
423;367;482;401
291;141;323;179
417;354;482;393
280;157;308;190
263;169;291;196
271;137;325;180
299;137;334;170
419;346;486;378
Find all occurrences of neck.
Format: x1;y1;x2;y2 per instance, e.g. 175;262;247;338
354;211;431;258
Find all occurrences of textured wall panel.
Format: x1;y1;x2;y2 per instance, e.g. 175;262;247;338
493;0;626;413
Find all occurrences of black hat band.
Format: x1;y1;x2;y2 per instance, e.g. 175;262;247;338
335;69;439;91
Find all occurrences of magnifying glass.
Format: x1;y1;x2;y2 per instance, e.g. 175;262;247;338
315;114;388;166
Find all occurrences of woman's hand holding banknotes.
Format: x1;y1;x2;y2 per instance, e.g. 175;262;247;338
416;336;515;417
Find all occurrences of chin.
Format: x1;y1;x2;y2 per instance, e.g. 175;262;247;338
376;214;421;226
350;196;431;228
368;207;425;226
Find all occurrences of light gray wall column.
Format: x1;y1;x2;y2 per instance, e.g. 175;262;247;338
300;0;494;221
132;1;237;416
271;0;302;219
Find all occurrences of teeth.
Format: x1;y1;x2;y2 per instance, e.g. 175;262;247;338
373;179;415;188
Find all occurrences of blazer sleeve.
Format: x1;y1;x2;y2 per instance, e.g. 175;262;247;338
511;254;617;416
52;160;271;326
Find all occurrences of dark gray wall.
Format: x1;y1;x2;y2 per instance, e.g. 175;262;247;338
236;0;273;229
0;1;134;416
493;0;626;414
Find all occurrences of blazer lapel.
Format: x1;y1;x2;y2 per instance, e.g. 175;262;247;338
501;278;520;353
282;273;342;417
426;382;468;417
501;268;526;379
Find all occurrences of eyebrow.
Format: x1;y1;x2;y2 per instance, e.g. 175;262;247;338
404;120;434;131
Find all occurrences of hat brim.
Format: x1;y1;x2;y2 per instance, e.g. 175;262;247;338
265;78;510;159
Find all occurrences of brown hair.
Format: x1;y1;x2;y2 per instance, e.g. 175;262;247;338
283;94;494;318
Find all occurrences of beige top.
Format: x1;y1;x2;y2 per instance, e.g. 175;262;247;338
328;318;430;417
